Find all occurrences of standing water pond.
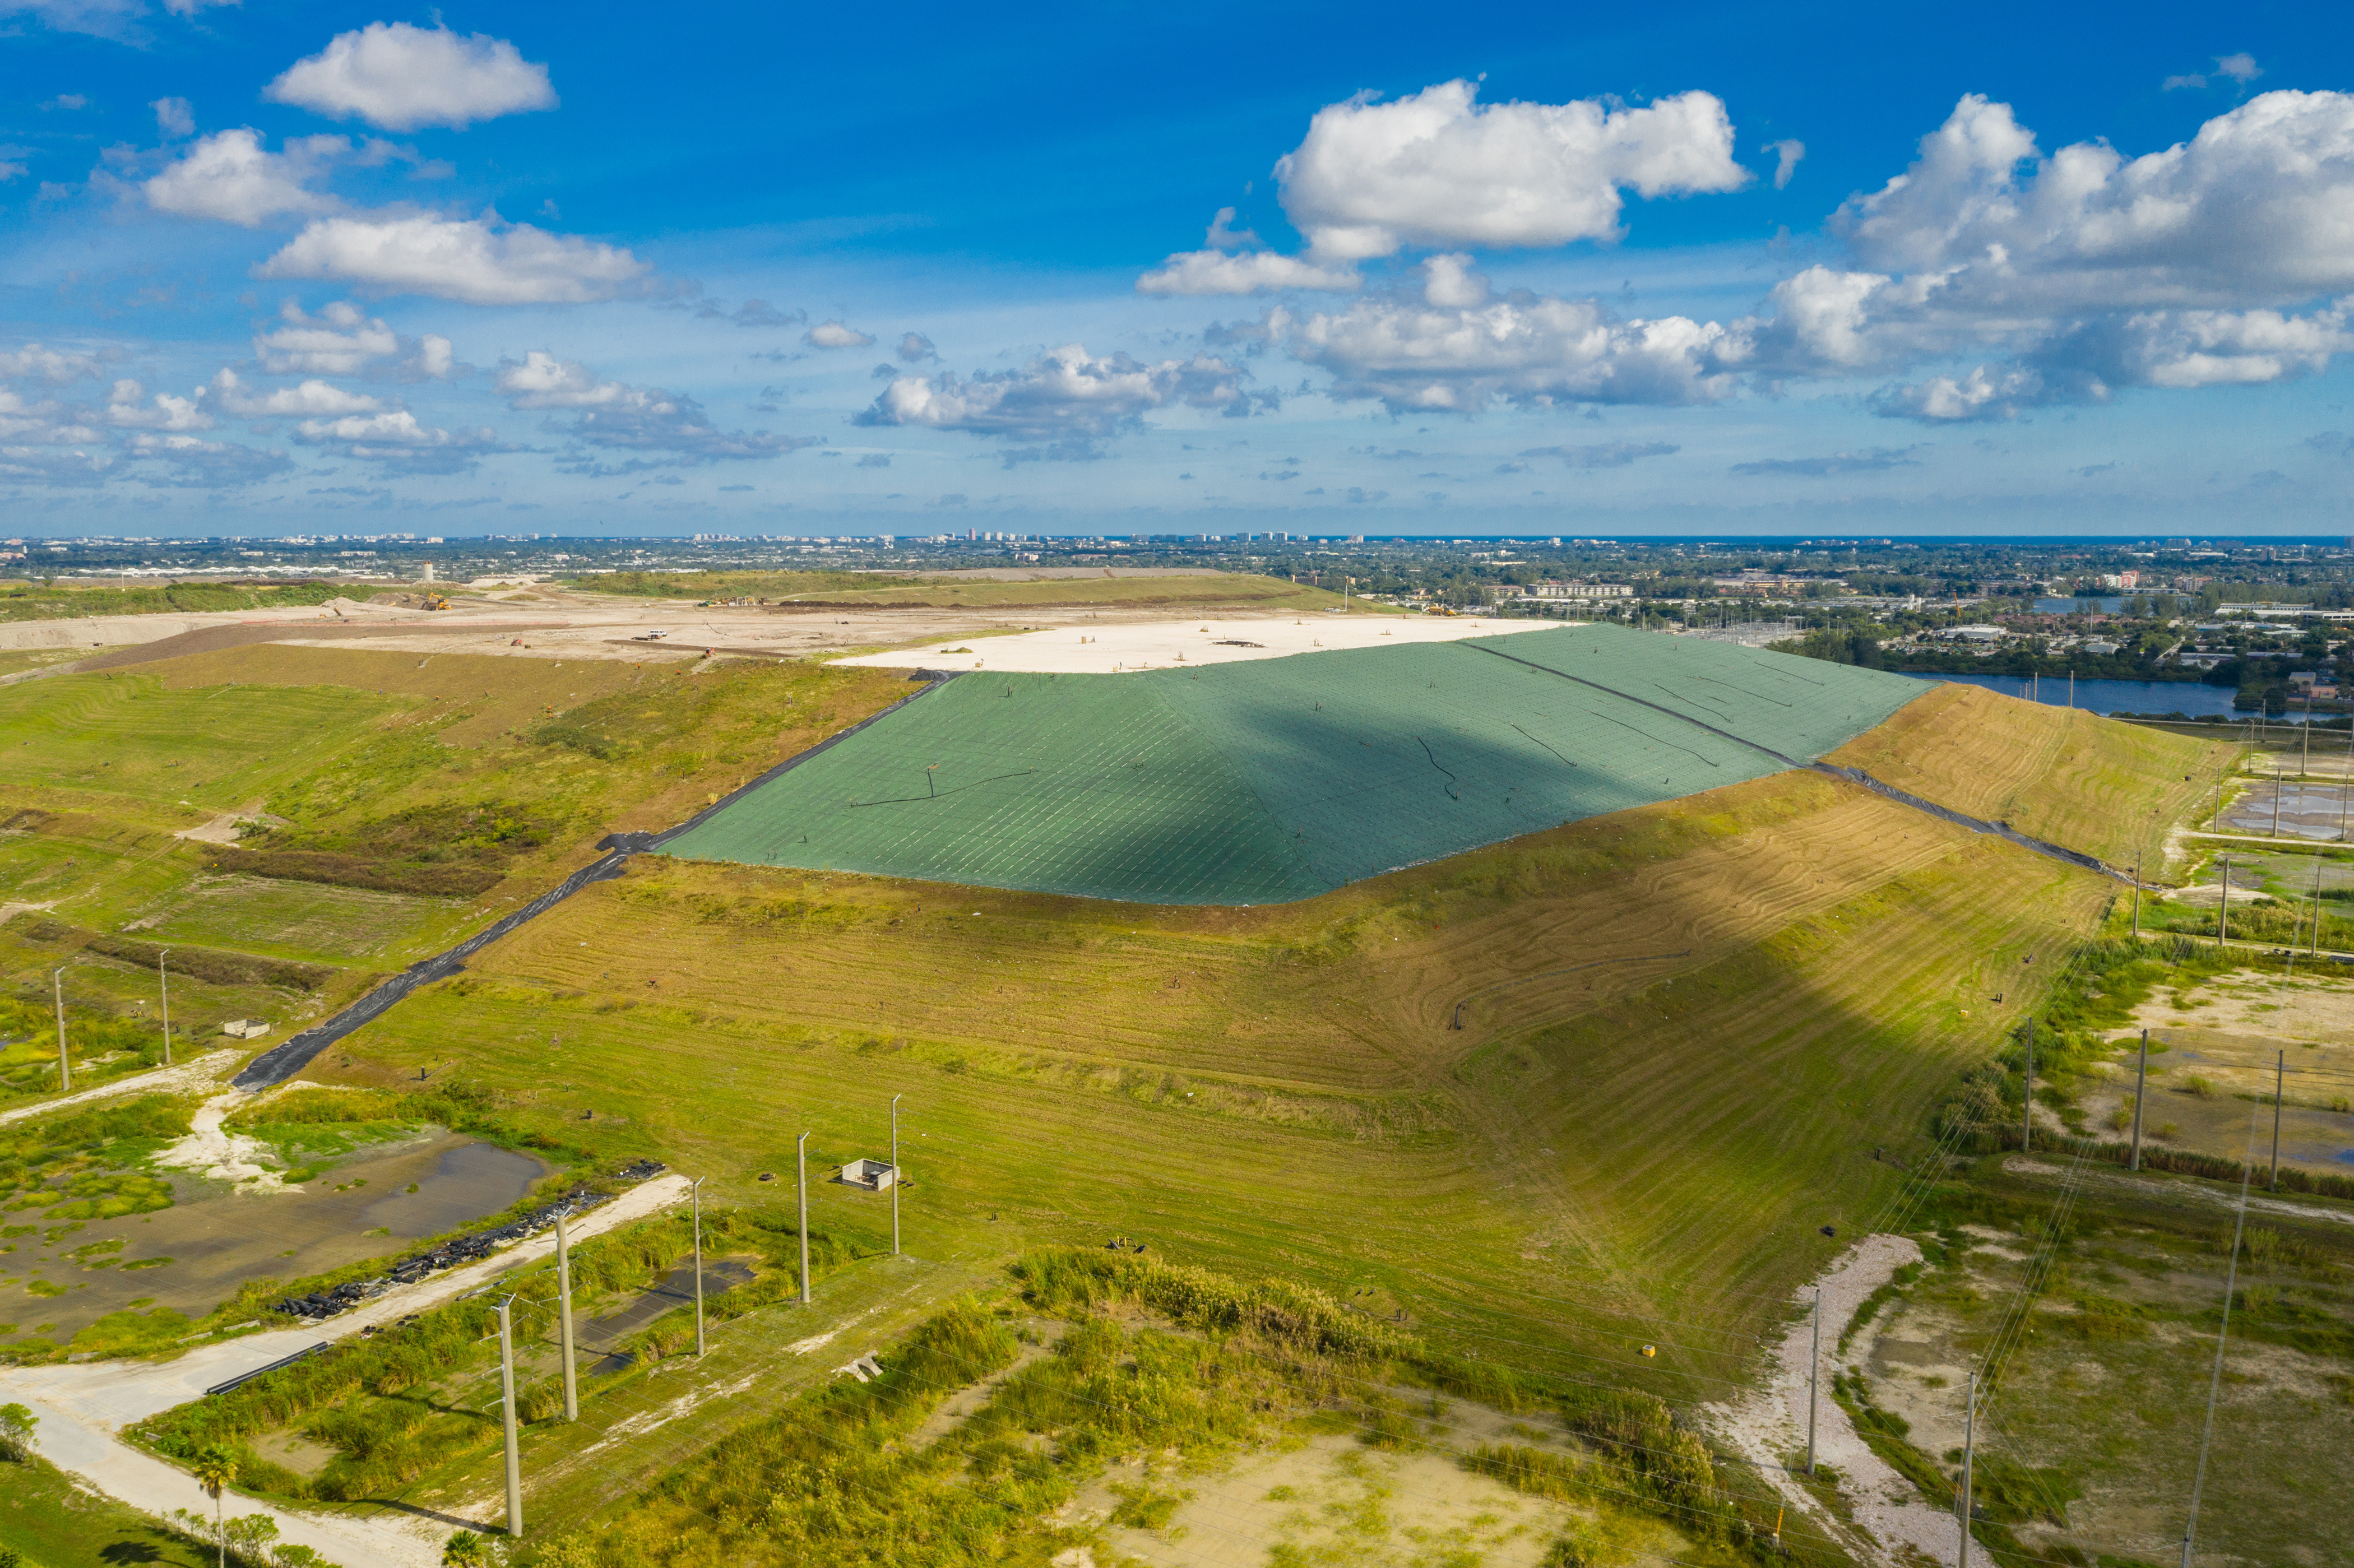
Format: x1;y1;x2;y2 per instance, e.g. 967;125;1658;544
1;1126;547;1356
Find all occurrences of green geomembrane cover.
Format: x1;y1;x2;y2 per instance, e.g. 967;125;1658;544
656;624;1926;904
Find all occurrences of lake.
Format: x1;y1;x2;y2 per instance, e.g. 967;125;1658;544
1897;672;2341;723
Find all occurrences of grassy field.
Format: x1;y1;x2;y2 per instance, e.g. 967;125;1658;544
11;652;2267;1561
0;646;913;1103
0;577;347;623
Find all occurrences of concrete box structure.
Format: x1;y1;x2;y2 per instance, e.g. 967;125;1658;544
835;1158;897;1191
221;1018;272;1040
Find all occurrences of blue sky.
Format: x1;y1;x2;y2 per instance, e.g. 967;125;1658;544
3;0;2352;536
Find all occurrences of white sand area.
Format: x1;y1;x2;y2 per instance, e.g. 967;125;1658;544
828;612;1569;674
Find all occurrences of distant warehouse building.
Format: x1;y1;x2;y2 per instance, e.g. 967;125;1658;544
1713;572;1848;596
1495;581;1635;600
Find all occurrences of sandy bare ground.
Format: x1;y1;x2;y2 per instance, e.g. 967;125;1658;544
830;612;1554;675
0;1173;690;1568
1704;1232;1961;1568
16;581;1401;673
0;1045;242;1128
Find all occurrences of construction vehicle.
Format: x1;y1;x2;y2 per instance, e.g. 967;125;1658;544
421;591;450;611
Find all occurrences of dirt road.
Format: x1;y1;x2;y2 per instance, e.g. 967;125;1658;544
0;1174;690;1567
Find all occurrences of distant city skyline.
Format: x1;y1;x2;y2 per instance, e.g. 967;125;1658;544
3;1;2352;535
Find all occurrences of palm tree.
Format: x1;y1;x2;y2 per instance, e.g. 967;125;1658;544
189;1445;239;1568
443;1528;490;1566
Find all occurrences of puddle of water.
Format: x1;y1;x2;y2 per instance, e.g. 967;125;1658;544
2;1131;550;1349
357;1142;545;1238
2334;1149;2354;1166
2220;782;2354;841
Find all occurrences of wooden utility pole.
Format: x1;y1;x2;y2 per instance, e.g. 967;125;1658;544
889;1095;902;1257
2218;856;2232;946
158;950;172;1066
2131;851;2143;939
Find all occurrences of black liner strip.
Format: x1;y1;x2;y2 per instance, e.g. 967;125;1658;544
233;675;960;1089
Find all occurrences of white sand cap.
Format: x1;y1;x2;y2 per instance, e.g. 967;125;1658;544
829;613;1569;674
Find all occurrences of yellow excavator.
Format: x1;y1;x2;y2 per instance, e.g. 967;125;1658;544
421;591;450;610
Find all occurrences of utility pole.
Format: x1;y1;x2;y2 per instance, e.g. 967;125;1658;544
2131;851;2143;939
1958;1368;1976;1568
1805;1287;1820;1476
889;1094;902;1257
2182;1109;2259;1568
53;967;69;1092
495;1296;523;1539
690;1176;707;1357
2022;1020;2034;1154
797;1131;812;1306
2130;1031;2149;1172
157;950;172;1066
2313;849;2327;957
556;1211;578;1421
2218;856;2232;947
2270;1051;2286;1193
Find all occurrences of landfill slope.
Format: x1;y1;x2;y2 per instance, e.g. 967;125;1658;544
656;623;1929;903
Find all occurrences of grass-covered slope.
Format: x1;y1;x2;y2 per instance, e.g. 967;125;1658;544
1823;677;2233;869
660;624;1927;903
0;647;911;1103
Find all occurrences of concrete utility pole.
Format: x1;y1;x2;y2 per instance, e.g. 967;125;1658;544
52;967;69;1092
889;1094;902;1257
495;1296;523;1539
2130;1031;2149;1172
556;1212;578;1421
2022;1020;2035;1154
157;950;172;1066
690;1177;707;1358
1805;1288;1820;1476
2182;1110;2259;1568
2270;1051;2286;1193
1958;1368;1976;1568
797;1131;812;1306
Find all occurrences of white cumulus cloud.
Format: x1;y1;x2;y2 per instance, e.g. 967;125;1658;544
290;409;506;474
803;321;875;350
203;367;383;416
0;344;109;384
256;213;650;305
495;350;808;466
1138;80;1747;295
1289;257;1737;412
152;96;194;138
856;345;1252;450
1137;249;1360;296
266;22;557;132
128;434;293;489
104;378;212;431
1278;81;1749;261
253;300;400;374
142;129;344;228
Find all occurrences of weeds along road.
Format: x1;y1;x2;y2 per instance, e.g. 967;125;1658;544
0;1175;691;1567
